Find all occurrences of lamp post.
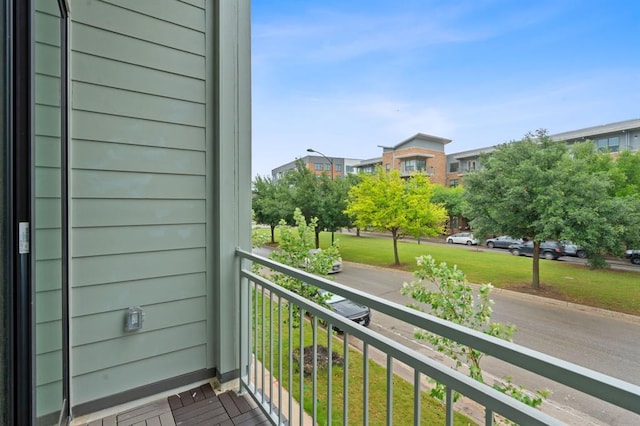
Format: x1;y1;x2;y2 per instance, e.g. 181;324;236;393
306;148;334;179
306;148;335;243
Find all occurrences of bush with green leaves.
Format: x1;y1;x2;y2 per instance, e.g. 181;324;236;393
267;208;341;319
401;255;550;417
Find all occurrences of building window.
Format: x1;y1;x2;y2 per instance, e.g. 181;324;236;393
346;166;354;173
449;162;459;173
314;162;323;171
402;159;426;173
597;137;619;152
335;164;342;172
325;163;331;171
386;163;390;172
449;179;459;187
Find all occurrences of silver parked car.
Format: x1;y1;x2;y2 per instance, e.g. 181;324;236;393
561;241;586;258
485;235;522;249
446;232;478;245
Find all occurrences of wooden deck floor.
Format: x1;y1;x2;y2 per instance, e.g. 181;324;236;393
80;383;272;426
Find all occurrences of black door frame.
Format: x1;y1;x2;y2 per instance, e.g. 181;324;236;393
8;0;70;424
10;0;34;424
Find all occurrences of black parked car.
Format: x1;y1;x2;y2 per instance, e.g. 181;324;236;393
625;249;640;265
320;290;371;327
485;235;522;249
509;240;565;260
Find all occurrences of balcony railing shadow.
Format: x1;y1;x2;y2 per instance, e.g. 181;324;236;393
237;249;640;425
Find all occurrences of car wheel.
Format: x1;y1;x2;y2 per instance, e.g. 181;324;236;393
544;252;555;260
511;249;520;256
487;242;495;248
576;250;586;258
631;257;640;265
447;239;453;244
466;240;472;246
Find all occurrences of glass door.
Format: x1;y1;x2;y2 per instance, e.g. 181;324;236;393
34;0;68;424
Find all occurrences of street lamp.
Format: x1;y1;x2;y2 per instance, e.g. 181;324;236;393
306;148;334;180
306;148;335;243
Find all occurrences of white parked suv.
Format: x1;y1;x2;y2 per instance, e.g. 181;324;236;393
446;232;478;245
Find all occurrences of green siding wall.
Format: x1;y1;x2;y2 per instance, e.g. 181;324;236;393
69;0;209;406
35;0;64;417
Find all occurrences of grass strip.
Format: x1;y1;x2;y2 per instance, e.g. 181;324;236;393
253;290;475;425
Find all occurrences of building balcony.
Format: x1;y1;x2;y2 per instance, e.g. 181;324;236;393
234;249;640;425
72;249;640;425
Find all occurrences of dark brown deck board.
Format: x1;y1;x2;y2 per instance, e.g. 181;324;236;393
218;392;241;418
77;387;271;426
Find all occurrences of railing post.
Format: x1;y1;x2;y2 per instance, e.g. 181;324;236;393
238;254;250;394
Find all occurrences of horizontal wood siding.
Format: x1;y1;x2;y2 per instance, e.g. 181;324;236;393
34;0;63;417
70;0;209;406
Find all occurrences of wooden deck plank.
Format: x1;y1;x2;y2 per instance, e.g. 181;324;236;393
159;412;176;426
177;390;195;406
146;417;162;426
76;388;269;426
201;383;216;399
175;406;227;426
229;392;252;413
172;397;223;421
168;394;183;410
217;392;241;418
232;407;269;426
173;401;229;424
190;386;206;403
117;399;171;422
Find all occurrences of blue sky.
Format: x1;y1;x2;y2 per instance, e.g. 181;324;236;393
251;1;640;177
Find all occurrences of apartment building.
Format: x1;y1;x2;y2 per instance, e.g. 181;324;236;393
272;118;640;189
445;118;640;187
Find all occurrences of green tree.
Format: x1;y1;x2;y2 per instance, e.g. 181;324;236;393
317;174;353;244
345;167;447;265
283;161;325;247
464;130;615;287
268;208;341;312
252;175;293;243
284;160;357;248
401;255;549;414
610;149;640;198
431;184;467;233
563;142;640;259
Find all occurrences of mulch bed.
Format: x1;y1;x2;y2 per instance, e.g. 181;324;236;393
292;345;344;376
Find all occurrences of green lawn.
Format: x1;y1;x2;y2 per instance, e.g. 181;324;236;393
257;228;640;316
254;292;474;425
324;232;640;316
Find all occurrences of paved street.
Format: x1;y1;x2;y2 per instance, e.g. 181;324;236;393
337;261;640;425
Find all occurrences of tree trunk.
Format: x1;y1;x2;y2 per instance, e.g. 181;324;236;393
532;241;540;289
315;230;320;249
356;227;360;237
392;229;400;265
270;225;276;243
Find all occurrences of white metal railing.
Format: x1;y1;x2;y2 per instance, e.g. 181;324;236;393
237;248;640;425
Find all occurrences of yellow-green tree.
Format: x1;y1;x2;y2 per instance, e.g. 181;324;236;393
345;167;447;265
